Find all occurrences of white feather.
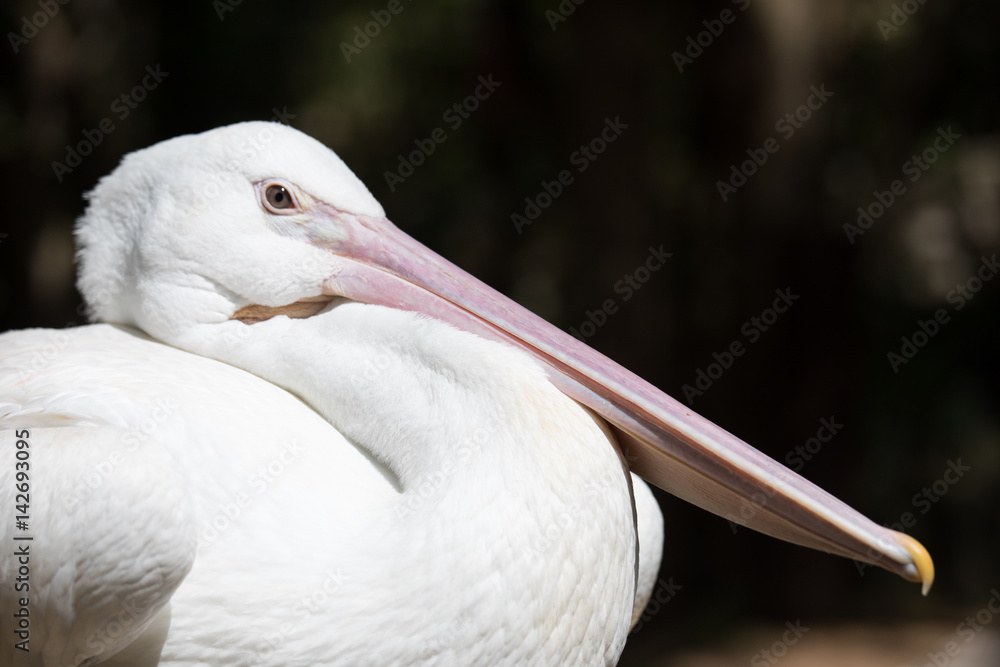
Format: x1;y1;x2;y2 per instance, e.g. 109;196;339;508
0;121;663;665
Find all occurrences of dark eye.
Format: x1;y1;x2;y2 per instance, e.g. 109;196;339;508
262;183;298;213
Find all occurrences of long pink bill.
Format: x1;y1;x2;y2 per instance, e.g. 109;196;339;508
319;212;934;594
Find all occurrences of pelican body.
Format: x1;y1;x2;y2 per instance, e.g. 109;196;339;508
0;123;931;666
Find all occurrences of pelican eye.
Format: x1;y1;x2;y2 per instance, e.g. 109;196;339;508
261;182;299;214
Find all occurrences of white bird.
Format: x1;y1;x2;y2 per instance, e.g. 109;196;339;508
0;122;932;667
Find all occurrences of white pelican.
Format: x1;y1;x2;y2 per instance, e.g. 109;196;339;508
0;122;932;667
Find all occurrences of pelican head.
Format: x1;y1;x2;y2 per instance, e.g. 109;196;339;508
75;121;933;593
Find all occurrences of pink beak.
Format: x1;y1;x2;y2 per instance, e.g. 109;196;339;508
319;211;933;594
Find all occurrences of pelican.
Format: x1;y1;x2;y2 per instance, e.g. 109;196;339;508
0;122;932;667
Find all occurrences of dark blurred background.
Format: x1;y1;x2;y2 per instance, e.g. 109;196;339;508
2;0;998;665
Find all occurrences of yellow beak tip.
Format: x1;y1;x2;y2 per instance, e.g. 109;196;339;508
894;531;935;596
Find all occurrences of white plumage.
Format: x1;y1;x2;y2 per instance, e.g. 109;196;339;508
1;316;659;666
0;122;930;666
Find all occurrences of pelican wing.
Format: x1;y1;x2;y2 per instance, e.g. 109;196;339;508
0;331;197;667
